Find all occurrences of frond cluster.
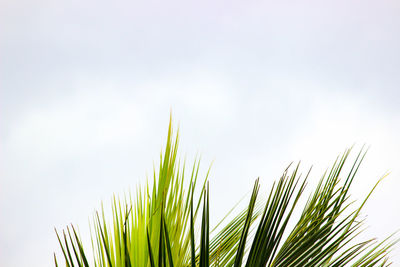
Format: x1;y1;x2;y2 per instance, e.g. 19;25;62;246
55;119;397;266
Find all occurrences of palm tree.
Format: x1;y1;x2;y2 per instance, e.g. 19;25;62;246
55;117;397;266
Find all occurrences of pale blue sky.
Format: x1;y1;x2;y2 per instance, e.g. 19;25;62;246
1;0;400;266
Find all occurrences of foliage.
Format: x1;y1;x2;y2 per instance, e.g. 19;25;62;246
55;118;397;266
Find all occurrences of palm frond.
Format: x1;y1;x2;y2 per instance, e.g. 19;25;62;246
55;119;398;267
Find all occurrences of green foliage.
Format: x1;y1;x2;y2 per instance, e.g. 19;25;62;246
55;118;397;266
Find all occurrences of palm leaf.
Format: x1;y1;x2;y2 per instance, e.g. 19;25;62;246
55;119;398;267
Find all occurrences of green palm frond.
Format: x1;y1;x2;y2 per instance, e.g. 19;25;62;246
55;119;398;266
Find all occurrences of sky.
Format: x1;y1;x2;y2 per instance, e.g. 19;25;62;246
1;0;400;266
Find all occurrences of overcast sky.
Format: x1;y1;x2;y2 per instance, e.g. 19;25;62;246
1;0;400;266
